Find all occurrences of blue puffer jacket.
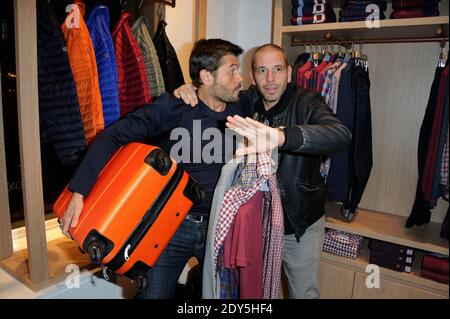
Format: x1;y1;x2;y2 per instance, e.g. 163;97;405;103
37;4;86;166
86;4;120;127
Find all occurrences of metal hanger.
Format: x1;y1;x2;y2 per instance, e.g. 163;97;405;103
343;42;352;63
438;39;447;68
120;0;128;13
312;43;323;67
354;43;369;71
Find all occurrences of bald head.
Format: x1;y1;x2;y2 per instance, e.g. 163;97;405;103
251;44;289;73
250;43;292;110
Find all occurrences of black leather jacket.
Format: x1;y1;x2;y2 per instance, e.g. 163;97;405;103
248;83;352;238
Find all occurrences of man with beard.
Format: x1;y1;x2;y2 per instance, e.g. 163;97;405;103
59;39;249;299
175;44;351;299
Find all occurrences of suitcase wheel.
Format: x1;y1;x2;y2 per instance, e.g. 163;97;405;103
135;273;148;291
86;240;105;264
184;178;205;205
145;149;172;176
191;183;205;204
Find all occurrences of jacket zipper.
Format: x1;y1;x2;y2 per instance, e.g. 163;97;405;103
105;165;183;271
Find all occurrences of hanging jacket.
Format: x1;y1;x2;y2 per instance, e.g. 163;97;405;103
153;19;185;93
37;4;86;166
86;4;120;127
131;16;166;99
112;12;152;116
61;2;104;145
407;66;446;227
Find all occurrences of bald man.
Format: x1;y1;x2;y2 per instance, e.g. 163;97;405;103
175;44;351;299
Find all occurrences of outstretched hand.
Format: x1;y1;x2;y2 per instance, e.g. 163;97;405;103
226;116;285;156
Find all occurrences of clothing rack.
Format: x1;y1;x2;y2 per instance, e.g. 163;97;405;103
291;30;449;48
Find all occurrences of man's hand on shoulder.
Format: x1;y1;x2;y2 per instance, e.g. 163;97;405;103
173;83;199;107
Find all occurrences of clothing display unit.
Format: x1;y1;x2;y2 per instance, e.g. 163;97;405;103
0;0;188;293
273;0;449;299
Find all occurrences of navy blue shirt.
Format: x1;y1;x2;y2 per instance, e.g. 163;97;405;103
68;92;250;216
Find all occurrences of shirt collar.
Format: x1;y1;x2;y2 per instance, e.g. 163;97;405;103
254;82;295;120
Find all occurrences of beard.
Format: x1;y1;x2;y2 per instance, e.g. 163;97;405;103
256;82;285;106
211;80;241;104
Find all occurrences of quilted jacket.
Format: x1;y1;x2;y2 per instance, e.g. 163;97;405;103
62;2;104;144
37;3;86;166
112;12;152;116
131;16;165;99
153;20;185;94
86;4;120;127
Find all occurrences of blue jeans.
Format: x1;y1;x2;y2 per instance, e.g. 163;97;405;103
138;216;208;299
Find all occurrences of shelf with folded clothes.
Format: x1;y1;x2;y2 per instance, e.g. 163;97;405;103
276;0;448;45
288;0;446;24
280;16;449;44
321;240;449;295
324;202;449;256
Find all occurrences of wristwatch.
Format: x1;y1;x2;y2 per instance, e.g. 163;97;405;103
277;126;287;147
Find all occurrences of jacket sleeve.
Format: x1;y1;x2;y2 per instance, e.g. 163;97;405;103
68;93;185;196
280;92;352;156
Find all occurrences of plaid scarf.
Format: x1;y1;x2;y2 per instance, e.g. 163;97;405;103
262;175;285;299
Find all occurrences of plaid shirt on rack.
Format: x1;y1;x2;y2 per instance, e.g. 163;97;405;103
217;246;239;299
214;153;284;299
320;60;343;179
214;154;274;259
321;60;342;99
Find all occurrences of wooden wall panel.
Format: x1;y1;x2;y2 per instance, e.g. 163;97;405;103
194;0;207;41
353;272;447;299
14;0;49;284
0;61;13;260
318;261;355;299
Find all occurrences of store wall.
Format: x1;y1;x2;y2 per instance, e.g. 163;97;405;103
206;0;273;88
165;0;273;88
165;0;195;84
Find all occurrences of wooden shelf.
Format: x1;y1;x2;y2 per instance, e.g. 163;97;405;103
281;16;449;43
325;202;449;256
321;249;449;297
0;238;95;292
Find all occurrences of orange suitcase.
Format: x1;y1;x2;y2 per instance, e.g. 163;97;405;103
53;142;204;282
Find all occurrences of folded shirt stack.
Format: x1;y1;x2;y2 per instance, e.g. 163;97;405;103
391;0;440;19
291;0;337;25
369;239;415;273
323;229;364;259
421;254;449;284
339;0;387;22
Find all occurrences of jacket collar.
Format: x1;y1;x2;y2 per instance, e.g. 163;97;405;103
252;82;296;125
